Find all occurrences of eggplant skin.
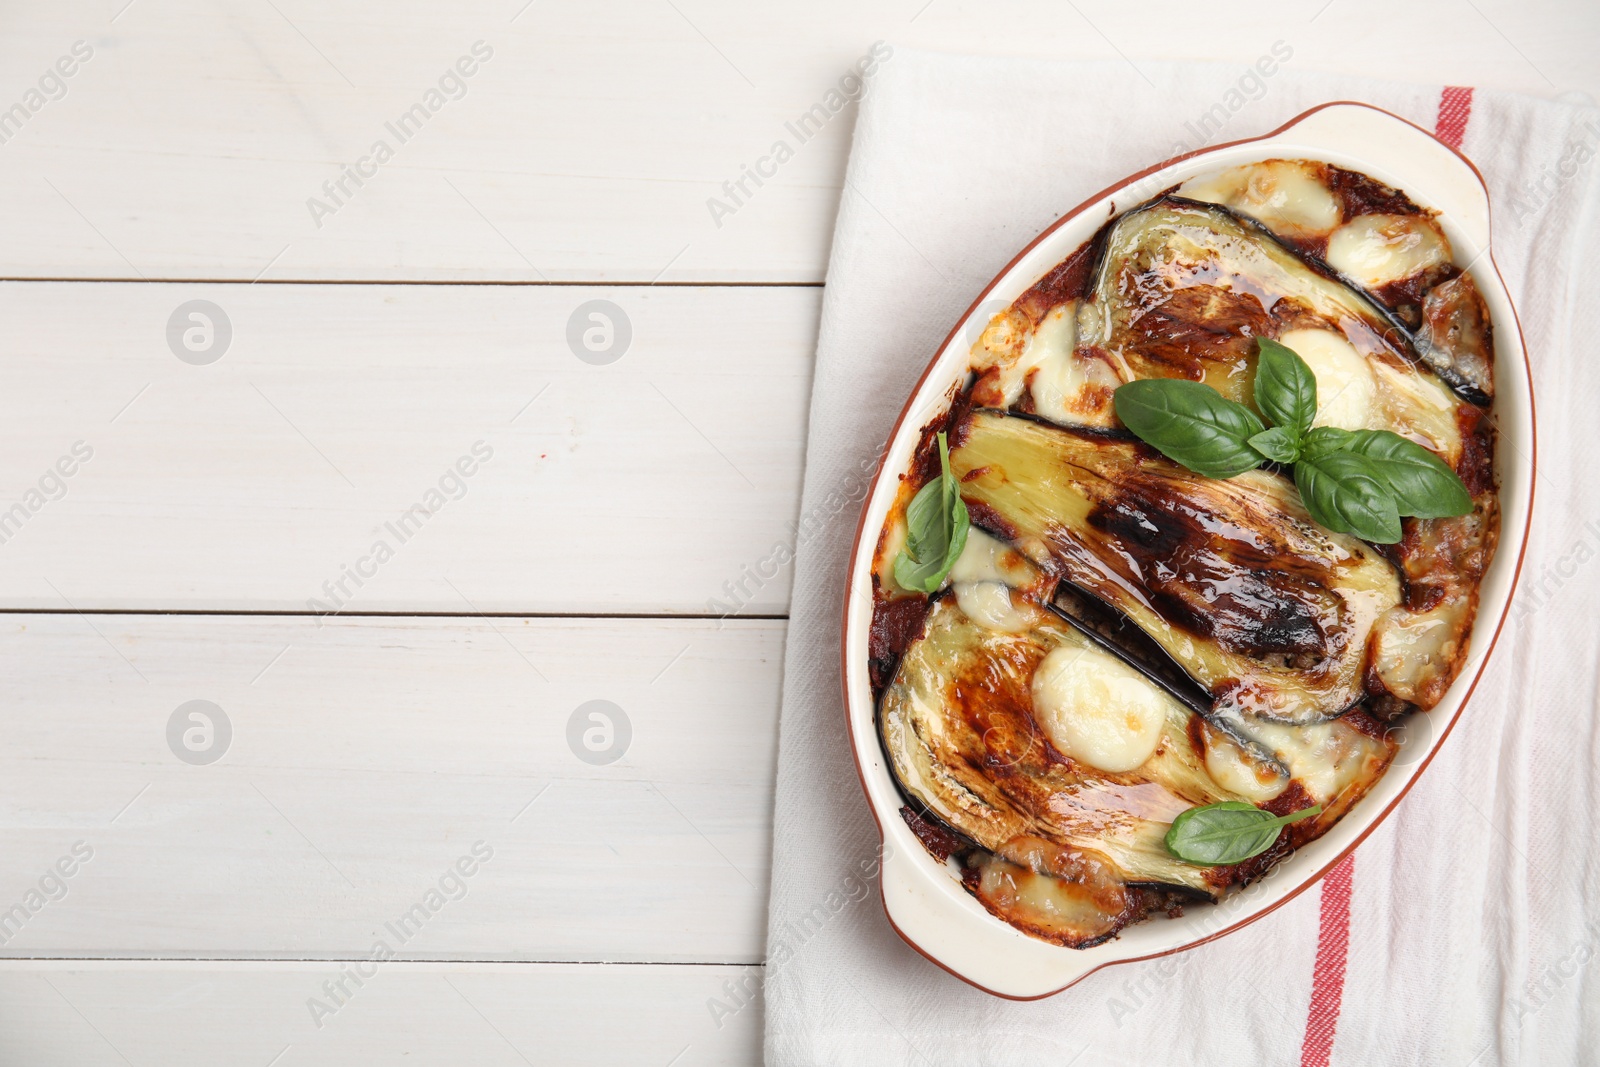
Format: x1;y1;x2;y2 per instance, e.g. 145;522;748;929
949;410;1402;726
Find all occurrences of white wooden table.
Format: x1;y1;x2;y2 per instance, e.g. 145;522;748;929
1;2;1593;1062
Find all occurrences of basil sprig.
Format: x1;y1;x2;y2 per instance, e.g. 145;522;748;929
893;431;971;593
1111;338;1473;544
1164;801;1323;866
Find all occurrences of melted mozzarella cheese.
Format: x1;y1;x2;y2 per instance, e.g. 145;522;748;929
1241;718;1382;804
1031;643;1172;773
971;303;1079;409
1203;734;1290;803
1325;213;1450;290
949;528;1042;633
1030;354;1087;425
969;309;1034;406
1179;160;1341;238
967;300;1122;428
1370;600;1467;704
1023;303;1076;380
1277;328;1377;430
1027;302;1123;429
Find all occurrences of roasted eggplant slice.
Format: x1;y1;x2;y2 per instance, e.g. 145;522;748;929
879;595;1394;944
949;410;1403;725
1177;161;1493;401
881;599;1249;904
1086;198;1480;436
969;197;1479;459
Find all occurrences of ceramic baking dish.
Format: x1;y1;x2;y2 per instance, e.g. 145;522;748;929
840;101;1535;999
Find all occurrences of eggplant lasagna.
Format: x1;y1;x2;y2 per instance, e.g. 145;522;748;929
869;160;1499;947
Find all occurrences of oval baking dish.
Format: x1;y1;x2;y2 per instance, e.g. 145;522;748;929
840;101;1535;999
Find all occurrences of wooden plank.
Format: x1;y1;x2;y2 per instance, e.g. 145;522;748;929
0;960;762;1066
0;282;817;614
1;1;1589;282
0;614;779;962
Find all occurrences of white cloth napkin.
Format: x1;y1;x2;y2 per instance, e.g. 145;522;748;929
764;46;1600;1067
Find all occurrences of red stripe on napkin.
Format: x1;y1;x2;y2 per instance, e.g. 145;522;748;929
1437;86;1475;149
1298;855;1354;1067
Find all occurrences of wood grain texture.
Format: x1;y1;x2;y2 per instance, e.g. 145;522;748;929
0;282;819;614
3;3;1593;1061
0;960;761;1066
0;614;780;962
0;0;1590;282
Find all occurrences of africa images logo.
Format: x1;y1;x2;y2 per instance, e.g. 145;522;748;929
704;42;892;229
305;41;495;229
305;841;494;1029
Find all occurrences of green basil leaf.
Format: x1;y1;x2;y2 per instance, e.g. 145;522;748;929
1113;379;1267;478
1294;449;1403;543
1253;337;1319;436
893;432;970;593
900;462;947;560
1343;429;1473;519
1248;425;1302;465
894;525;948;593
1300;425;1356;461
893;547;948;592
1164;801;1323;866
